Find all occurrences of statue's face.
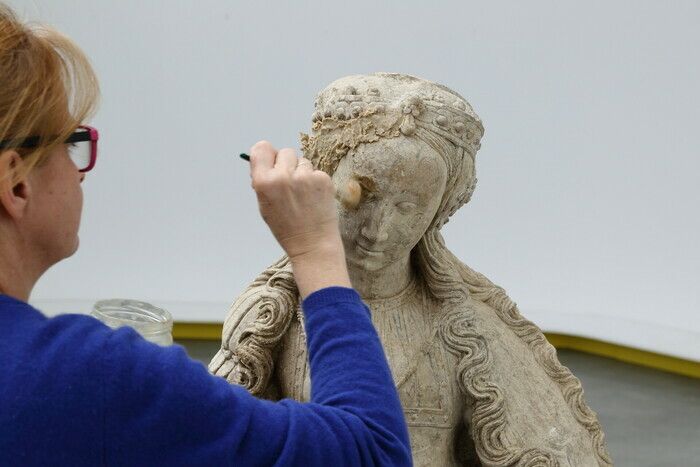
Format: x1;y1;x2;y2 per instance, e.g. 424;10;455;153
333;136;448;272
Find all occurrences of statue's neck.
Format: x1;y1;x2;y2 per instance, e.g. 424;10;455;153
347;255;413;300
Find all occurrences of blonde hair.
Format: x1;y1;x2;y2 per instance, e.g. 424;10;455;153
0;3;99;185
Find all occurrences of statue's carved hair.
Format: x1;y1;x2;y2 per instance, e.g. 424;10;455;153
210;74;611;466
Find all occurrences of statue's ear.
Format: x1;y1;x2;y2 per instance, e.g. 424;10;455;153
0;150;31;220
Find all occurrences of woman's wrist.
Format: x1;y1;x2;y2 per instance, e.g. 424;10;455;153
290;238;351;299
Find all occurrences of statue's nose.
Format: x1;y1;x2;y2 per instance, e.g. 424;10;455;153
360;210;389;244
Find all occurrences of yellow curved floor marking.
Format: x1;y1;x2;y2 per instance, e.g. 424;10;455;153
172;323;700;379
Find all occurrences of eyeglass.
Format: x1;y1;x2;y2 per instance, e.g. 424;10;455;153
0;125;99;173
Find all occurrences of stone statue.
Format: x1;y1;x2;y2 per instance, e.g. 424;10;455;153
210;73;612;466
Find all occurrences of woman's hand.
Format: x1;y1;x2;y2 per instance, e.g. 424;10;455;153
249;141;351;298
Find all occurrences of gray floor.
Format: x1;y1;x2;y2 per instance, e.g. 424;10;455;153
178;340;700;466
556;350;700;467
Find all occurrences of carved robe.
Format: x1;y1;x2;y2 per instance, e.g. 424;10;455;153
214;278;607;466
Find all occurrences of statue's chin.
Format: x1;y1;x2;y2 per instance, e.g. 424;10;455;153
346;252;391;273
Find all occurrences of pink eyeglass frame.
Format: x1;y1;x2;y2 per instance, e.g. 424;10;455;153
0;124;100;172
70;125;99;173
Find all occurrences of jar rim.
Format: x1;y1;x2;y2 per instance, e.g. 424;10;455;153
92;299;173;335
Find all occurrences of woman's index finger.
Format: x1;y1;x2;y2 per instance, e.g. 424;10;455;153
249;141;276;179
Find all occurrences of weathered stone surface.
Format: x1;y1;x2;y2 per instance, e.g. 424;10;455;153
210;73;612;466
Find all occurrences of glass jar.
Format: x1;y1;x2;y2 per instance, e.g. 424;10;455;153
91;299;173;346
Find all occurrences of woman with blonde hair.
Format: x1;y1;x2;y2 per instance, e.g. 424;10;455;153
0;5;410;466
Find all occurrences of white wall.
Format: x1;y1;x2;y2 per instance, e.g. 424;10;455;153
11;1;699;361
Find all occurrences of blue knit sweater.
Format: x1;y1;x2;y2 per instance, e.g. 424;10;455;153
0;288;411;466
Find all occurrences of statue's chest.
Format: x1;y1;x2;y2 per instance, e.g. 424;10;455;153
277;304;462;430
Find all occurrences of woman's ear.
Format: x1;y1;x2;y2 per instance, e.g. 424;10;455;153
0;150;31;220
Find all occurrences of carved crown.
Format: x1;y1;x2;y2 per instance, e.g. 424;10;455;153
310;73;484;153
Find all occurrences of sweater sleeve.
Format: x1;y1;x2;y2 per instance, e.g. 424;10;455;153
103;287;411;467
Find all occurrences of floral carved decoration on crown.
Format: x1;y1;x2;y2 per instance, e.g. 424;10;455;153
311;85;484;154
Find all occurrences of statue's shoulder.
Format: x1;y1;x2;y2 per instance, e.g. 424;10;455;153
221;258;296;339
210;280;300;378
462;296;547;347
466;295;498;315
219;284;271;345
209;284;270;375
442;296;521;336
447;297;610;465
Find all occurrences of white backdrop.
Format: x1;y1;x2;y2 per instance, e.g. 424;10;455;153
11;1;699;361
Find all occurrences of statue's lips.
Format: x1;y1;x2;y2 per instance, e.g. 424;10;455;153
356;244;385;256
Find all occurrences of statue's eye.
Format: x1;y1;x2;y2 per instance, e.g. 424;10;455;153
396;201;417;213
362;192;377;203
